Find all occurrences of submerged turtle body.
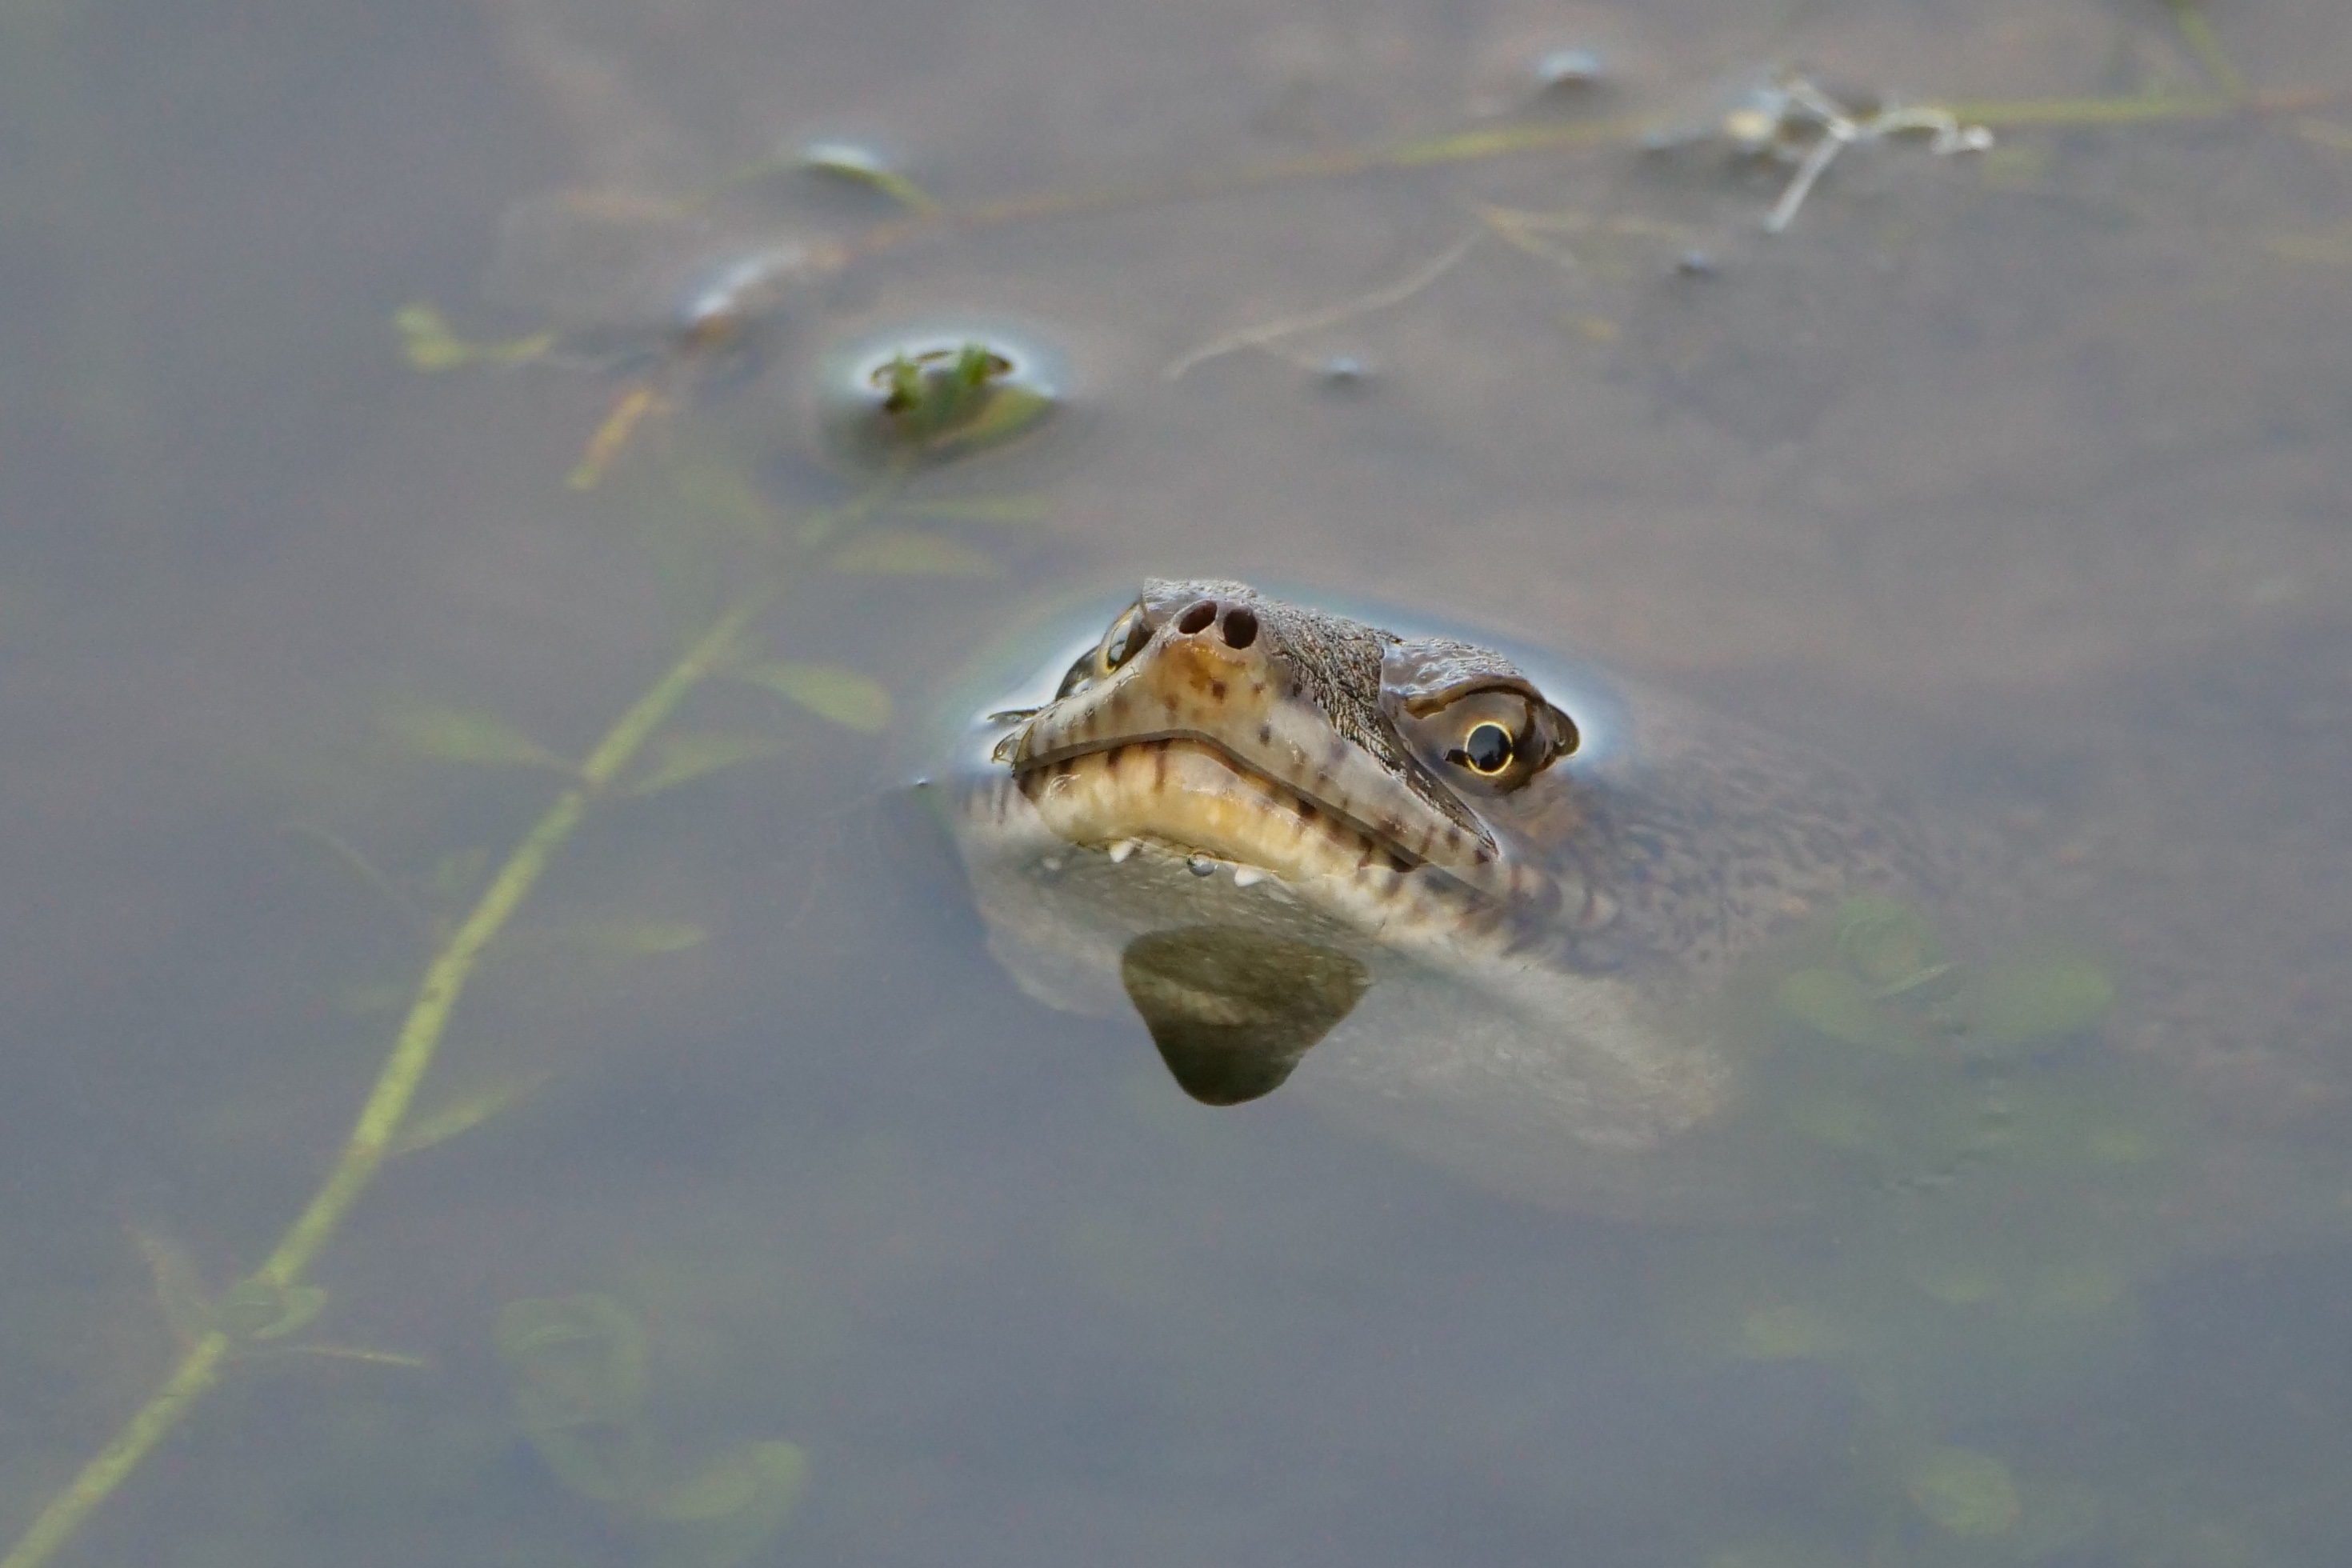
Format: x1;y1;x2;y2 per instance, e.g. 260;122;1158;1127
948;579;1950;1218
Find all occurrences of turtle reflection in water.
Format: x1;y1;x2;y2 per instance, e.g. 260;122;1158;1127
949;578;1963;1219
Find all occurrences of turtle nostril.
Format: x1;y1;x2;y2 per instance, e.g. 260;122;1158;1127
1220;606;1258;649
1174;600;1218;635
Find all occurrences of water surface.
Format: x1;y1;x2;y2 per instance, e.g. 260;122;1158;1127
3;0;2350;1562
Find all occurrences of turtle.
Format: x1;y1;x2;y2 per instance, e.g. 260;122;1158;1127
942;578;2011;1221
938;578;2352;1243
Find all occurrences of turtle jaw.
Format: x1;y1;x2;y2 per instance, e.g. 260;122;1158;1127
999;602;1513;894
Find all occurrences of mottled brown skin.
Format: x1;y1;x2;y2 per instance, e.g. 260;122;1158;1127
987;578;1940;987
952;580;1949;1215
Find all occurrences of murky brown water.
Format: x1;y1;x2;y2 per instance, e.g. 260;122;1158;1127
2;0;2350;1562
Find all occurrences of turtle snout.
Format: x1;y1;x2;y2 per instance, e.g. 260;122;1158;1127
1170;596;1260;651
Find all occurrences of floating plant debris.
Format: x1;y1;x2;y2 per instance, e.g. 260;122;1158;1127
794;138;939;211
818;322;1063;468
1642;68;1992;233
666;240;844;355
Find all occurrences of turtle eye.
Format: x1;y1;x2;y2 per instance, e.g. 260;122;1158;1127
1450;721;1516;776
1099;606;1146;674
1389;682;1575;794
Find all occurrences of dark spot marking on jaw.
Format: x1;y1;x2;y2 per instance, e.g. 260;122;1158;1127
1163;695;1181;716
1105;745;1126;774
1210;681;1227;700
1296;801;1320;824
1257;722;1274;745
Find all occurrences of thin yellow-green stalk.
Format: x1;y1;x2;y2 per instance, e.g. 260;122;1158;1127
0;588;771;1568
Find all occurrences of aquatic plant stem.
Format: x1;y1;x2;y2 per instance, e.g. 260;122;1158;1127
0;587;775;1568
258;589;771;1288
0;1334;230;1568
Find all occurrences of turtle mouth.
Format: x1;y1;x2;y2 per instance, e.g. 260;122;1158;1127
1011;734;1430;883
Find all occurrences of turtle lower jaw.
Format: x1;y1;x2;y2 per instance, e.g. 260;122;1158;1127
1014;736;1430;890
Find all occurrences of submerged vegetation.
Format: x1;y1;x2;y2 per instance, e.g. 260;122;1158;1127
498;1294;808;1568
3;0;2345;1563
0;338;1037;1568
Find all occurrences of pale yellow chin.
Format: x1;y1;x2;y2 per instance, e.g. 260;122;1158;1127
1018;738;1415;884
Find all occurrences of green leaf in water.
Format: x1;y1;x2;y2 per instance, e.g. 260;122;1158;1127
623;732;786;798
380;699;571;771
828;528;1002;578
1834;898;1949;996
1776;966;1887;1046
555;918;710;955
394;302;553;372
1961;955;2115;1048
643;1440;810;1568
1905;1446;2022;1536
391;1071;552;1156
735;661;894;732
498;1294;649;1430
645;1439;808;1524
129;1227;215;1347
394;303;474;372
926;378;1055;460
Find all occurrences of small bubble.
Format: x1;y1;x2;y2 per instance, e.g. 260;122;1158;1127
1532;49;1606;92
1186;853;1218;877
1674;250;1718;278
1317;354;1372;391
796;139;894;180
